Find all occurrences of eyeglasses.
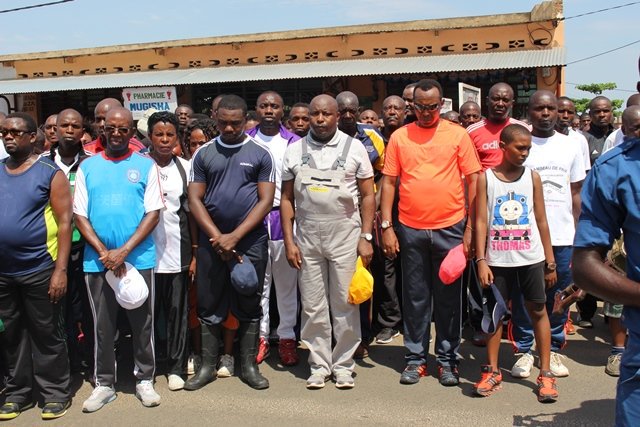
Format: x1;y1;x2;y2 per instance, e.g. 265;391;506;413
0;128;31;138
104;126;132;134
413;102;441;112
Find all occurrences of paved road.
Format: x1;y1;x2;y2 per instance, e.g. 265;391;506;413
2;310;618;426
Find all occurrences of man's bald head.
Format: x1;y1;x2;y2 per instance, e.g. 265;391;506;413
488;83;514;99
487;82;515;122
94;98;123;136
627;93;640;107
105;107;134;127
459;101;481;127
94;98;122;117
309;95;339;142
622;105;640;139
528;90;557;108
336;91;359;133
336;91;359;109
57;108;82;124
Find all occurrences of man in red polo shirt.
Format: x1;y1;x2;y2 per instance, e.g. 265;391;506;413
84;98;145;154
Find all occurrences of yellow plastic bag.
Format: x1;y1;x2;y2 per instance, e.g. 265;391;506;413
348;257;373;304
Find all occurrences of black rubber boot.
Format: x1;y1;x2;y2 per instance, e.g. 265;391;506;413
184;325;220;390
238;321;269;390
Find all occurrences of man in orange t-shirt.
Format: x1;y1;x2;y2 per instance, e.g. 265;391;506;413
380;79;481;387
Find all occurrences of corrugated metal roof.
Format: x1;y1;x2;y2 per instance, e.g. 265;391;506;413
0;47;565;94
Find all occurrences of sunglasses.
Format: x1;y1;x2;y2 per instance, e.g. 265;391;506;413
104;126;132;134
413;102;441;112
0;128;31;138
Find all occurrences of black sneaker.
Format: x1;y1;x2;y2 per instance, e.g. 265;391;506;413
0;401;35;421
438;366;460;386
375;328;400;344
41;401;71;420
399;363;427;385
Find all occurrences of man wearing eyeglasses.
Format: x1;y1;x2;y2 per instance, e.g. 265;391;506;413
84;98;146;155
380;79;481;387
0;112;73;420
74;107;165;412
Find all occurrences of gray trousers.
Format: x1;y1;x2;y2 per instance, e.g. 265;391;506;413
297;216;361;377
86;269;155;387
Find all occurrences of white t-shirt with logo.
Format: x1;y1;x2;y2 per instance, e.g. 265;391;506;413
153;157;191;273
524;131;585;246
253;130;288;207
568;128;591;171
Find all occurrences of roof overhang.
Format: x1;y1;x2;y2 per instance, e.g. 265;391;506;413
0;47;565;95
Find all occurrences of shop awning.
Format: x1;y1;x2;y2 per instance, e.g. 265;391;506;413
0;47;565;94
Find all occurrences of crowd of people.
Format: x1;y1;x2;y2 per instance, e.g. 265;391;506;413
1;74;640;425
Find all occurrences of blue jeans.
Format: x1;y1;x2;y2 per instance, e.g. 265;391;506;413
509;246;572;353
617;328;640;426
398;220;464;367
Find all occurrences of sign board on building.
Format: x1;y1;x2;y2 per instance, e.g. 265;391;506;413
122;86;177;120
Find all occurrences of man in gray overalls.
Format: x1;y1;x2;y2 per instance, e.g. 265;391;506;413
280;94;375;390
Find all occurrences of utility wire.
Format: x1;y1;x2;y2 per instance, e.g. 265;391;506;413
0;0;74;14
566;39;640;65
561;1;640;20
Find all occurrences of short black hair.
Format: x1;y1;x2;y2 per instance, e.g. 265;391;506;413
186;118;217;141
147;111;179;134
218;94;247;116
414;79;443;98
292;102;310;110
500;123;531;144
6;112;37;133
589;95;611;110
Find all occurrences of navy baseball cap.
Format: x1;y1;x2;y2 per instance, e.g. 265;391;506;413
481;283;508;334
227;254;259;296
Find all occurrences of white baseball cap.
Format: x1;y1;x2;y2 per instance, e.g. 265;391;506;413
105;262;149;310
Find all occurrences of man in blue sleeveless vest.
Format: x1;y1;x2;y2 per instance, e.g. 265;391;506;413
0;112;73;420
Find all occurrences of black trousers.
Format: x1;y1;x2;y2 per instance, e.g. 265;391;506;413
371;243;402;332
86;269;155;387
196;240;267;325
154;271;189;376
0;267;70;404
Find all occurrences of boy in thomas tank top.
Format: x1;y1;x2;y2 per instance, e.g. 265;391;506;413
473;124;559;403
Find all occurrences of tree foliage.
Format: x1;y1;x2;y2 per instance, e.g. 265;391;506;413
575;82;617;95
571;82;624;117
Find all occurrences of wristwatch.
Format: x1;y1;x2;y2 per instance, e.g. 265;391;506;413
545;262;557;271
380;220;392;230
360;233;373;242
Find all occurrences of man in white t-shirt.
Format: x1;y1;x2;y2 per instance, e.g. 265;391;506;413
246;91;301;367
509;91;585;380
556;97;591;174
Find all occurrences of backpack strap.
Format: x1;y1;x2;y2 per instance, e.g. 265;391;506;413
331;136;353;170
300;137;316;168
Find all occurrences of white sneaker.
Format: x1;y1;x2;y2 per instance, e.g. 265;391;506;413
167;374;185;391
550;352;569;377
82;386;116;413
135;380;161;407
217;354;234;378
511;352;534;378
